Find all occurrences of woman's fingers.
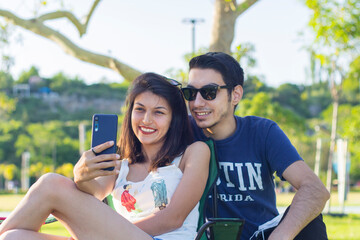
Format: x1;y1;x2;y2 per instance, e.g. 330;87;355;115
91;141;115;155
78;160;120;180
91;161;120;178
94;159;121;172
89;153;120;165
75;143;120;181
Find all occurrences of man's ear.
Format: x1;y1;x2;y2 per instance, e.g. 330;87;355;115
231;85;243;105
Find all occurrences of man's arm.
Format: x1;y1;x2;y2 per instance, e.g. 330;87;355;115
268;160;330;240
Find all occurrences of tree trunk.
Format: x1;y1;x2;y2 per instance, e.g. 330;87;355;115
324;62;341;214
210;0;237;54
210;0;258;54
324;97;338;213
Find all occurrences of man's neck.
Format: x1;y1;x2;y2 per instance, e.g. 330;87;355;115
202;116;237;140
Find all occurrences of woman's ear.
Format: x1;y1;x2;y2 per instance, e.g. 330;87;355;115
231;85;243;105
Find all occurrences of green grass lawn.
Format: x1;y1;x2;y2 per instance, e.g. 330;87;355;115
30;215;360;240
276;191;360;207
1;192;360;239
40;221;71;237
323;214;360;240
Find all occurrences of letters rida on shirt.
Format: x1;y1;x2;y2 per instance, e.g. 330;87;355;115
215;162;264;202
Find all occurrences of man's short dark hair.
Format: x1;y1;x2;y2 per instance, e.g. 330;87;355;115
189;52;244;93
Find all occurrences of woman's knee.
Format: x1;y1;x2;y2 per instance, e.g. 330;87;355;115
0;229;25;240
30;173;75;201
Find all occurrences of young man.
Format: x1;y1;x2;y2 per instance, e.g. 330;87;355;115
181;52;330;240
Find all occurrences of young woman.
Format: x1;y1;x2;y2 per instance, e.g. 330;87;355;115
0;72;210;240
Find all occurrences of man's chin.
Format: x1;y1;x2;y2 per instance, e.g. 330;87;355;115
194;119;212;129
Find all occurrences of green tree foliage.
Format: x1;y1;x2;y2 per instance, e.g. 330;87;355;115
305;0;360;182
232;43;257;70
0;69;128;184
12;97;58;123
0;120;22;165
0;22;15;72
0;163;4;188
56;163;74;178
242;75;272;99
49;72;86;93
342;56;360;104
0;71;14;90
273;83;309;117
321;104;360;180
306;0;360;51
15;121;79;167
29;162;52;179
305;0;360;91
17;66;40;84
236;92;306;136
3;164;18;181
300;82;332;118
343;106;360;180
0;92;16;120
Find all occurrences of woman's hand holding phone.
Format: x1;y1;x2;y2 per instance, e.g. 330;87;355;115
91;114;118;171
74;141;121;184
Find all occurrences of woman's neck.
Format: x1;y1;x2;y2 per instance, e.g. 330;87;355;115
141;143;163;163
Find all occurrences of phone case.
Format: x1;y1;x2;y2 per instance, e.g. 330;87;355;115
91;114;118;171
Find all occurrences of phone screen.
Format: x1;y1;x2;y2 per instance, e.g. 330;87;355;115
91;114;118;171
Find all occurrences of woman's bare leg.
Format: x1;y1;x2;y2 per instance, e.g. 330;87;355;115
0;229;70;240
0;173;153;240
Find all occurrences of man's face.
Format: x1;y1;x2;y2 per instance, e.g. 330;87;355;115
187;68;234;132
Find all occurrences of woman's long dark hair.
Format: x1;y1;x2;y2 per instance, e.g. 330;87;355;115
118;72;193;170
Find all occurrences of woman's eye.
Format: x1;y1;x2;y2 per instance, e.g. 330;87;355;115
155;111;164;115
134;107;144;111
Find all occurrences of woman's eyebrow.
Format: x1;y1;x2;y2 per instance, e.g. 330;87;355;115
155;106;168;111
134;102;168;110
134;102;144;106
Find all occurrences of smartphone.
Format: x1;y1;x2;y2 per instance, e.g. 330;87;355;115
91;114;118;171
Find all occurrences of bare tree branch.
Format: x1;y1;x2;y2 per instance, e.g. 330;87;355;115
83;0;102;32
37;11;85;36
37;0;101;37
0;9;142;82
235;0;259;17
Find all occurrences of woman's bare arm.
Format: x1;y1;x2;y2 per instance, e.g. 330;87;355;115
134;141;210;235
73;141;120;200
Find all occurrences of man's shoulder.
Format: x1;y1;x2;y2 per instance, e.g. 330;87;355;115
236;115;277;129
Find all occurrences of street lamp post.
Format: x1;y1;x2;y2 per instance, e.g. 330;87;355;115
182;18;204;54
21;151;30;191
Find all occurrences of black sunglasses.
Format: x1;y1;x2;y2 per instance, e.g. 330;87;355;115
181;85;229;101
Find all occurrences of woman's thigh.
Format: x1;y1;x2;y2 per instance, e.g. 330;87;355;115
26;174;153;240
0;229;70;240
40;174;153;240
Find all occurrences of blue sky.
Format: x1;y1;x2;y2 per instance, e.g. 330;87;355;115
1;0;313;87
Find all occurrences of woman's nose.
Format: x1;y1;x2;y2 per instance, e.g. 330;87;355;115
142;111;152;124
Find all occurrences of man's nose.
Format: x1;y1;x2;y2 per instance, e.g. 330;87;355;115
192;91;206;107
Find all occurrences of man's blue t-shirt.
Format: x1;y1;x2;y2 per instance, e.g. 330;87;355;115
190;116;302;240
